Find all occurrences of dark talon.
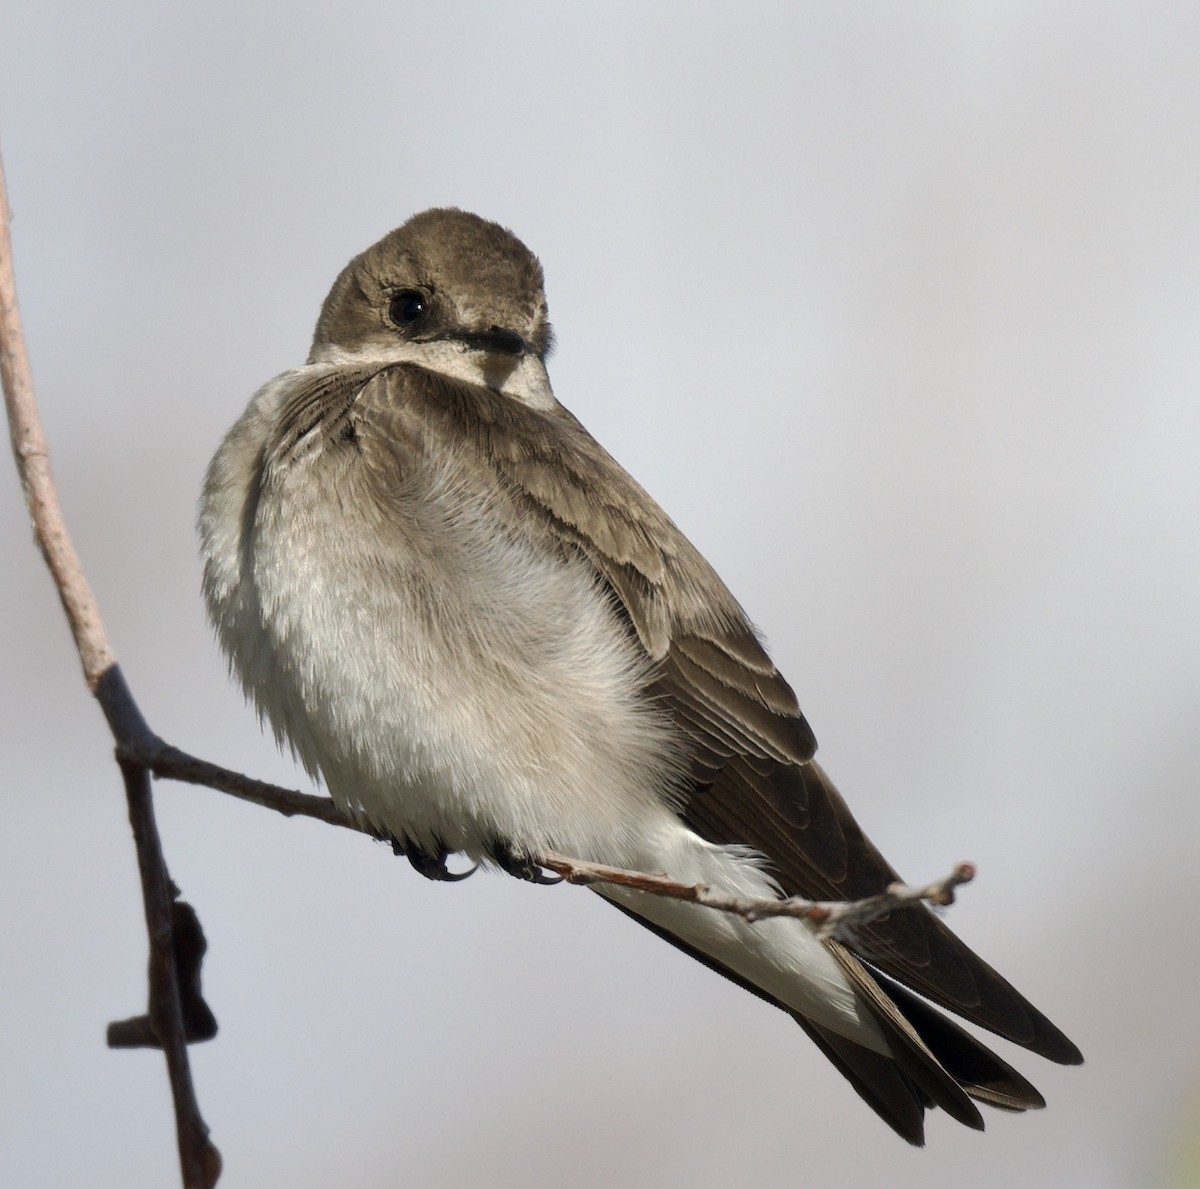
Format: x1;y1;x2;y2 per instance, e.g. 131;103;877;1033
390;835;478;882
489;840;563;885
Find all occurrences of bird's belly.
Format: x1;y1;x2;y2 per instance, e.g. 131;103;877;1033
201;410;882;1048
244;466;687;865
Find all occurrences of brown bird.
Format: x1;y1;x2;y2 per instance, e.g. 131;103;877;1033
199;208;1081;1144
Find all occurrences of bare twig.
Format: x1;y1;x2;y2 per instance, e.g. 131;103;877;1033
95;701;977;936
539;853;975;940
1;150;220;1188
104;744;976;936
96;666;360;834
0;154;114;688
119;759;221;1186
94;737;975;939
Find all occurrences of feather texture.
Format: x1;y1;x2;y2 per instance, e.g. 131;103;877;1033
199;209;1081;1145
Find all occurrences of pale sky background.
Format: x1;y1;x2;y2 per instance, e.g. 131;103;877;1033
2;4;1199;1187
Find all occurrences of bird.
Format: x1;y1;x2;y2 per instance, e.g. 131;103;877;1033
198;207;1081;1144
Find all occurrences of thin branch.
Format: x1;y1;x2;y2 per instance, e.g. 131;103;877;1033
105;732;976;937
115;741;975;938
1;149;219;1187
0;149;114;690
539;853;975;940
96;666;360;834
119;759;221;1188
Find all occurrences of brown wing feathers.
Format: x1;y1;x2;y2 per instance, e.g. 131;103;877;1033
378;366;1082;1140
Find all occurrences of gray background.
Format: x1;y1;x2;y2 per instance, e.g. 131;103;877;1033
2;3;1198;1186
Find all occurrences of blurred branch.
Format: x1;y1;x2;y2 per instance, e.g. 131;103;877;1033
0;172;114;689
0;150;221;1188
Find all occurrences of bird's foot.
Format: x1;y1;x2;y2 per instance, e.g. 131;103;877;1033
390;836;478;882
488;840;563;885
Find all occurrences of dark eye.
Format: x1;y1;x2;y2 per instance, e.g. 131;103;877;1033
388;290;427;326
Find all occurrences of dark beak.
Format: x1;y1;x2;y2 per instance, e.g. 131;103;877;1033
456;326;528;356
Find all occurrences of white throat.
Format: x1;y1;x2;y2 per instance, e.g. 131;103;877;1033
312;339;556;411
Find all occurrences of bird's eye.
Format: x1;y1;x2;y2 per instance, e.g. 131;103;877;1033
388;290;427;326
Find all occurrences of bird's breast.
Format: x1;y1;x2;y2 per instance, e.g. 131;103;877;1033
207;409;688;864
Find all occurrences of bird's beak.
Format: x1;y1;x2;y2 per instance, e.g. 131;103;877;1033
454;326;528;356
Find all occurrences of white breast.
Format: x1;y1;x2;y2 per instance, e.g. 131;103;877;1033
201;367;688;865
198;365;884;1048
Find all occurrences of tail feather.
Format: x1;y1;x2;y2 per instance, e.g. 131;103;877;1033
791;1016;934;1145
601;893;1053;1143
869;967;1045;1111
681;757;1083;1066
823;941;987;1136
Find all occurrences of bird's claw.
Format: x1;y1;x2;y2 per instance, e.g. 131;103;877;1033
489;841;563;885
390;836;478;882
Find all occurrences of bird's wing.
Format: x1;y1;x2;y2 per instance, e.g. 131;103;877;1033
368;366;1081;1066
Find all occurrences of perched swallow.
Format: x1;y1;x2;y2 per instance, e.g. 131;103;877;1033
199;208;1081;1144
